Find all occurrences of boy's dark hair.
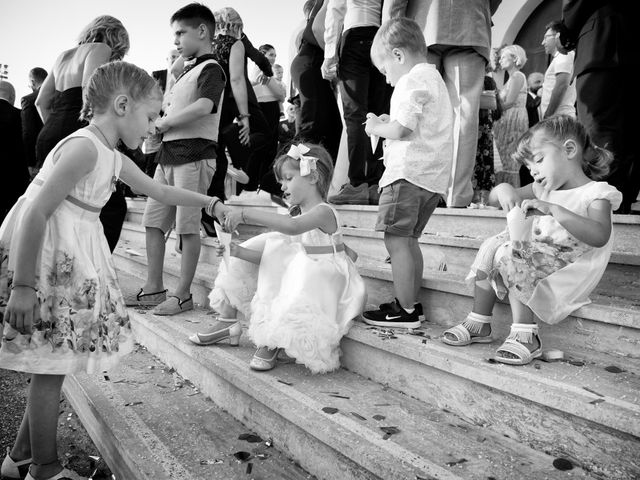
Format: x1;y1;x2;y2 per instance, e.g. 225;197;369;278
29;67;48;85
259;44;275;54
170;3;216;42
545;20;563;34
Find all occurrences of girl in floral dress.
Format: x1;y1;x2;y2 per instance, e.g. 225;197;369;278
0;62;228;480
442;116;622;365
189;143;366;374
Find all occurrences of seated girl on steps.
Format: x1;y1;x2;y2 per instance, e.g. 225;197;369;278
189;143;367;374
441;115;622;365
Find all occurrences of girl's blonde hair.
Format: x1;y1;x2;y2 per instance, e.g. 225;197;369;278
80;61;162;121
213;7;243;39
78;15;130;61
512;115;612;180
273;143;334;200
500;44;527;69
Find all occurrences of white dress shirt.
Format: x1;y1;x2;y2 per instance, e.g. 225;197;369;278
323;0;381;59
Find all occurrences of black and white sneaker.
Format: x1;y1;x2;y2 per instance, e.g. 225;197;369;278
378;298;425;322
363;301;421;328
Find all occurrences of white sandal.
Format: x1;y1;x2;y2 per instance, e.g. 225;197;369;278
25;467;87;480
442;312;493;346
494;324;542;365
1;448;32;480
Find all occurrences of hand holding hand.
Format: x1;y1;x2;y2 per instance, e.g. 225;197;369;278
6;287;39;335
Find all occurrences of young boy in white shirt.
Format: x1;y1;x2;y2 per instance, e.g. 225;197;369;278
363;17;453;328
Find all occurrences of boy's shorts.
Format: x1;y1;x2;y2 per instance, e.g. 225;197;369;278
374;180;441;238
142;159;215;235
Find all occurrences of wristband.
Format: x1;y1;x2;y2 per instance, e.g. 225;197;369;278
207;197;221;217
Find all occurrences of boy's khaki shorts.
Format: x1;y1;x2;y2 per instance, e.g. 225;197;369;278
142;159;215;235
374;180;441;238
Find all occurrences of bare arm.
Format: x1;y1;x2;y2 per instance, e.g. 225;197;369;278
365;117;412;140
81;43;112;87
382;0;409;22
488;182;535;211
35;66;56;123
227;204;337;237
230;243;263;264
155;97;214;133
543;72;571;118
499;72;525;110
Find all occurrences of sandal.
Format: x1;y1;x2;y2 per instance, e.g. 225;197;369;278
189;320;241;346
123;288;168;307
152;294;194;316
442;312;493;346
249;347;280;371
494;324;542;365
1;448;31;480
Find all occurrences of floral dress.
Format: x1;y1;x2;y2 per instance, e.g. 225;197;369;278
472;75;498;197
209;203;367;373
467;182;622;324
0;129;134;374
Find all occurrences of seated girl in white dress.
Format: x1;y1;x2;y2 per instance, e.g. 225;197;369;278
189;144;367;373
441;115;622;365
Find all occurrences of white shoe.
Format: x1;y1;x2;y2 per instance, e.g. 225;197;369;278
226;165;249;184
25;467;87;480
1;448;31;479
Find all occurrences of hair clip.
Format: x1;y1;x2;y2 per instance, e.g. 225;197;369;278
286;144;317;176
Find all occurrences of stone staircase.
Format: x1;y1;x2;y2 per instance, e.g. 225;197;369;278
64;196;640;479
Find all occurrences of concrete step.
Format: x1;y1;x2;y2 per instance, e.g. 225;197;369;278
110;270;597;479
63;345;313;480
115;222;640;359
114;233;640;479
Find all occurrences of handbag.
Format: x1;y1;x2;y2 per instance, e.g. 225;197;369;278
480;89;497;111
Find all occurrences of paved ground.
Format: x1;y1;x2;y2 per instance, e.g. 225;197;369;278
0;369;113;479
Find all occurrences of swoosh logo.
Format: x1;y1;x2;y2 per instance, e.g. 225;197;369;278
385;314;402;320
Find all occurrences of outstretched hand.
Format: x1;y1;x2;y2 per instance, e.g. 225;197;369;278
5;288;40;335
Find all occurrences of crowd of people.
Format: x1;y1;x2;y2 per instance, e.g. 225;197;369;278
0;1;635;479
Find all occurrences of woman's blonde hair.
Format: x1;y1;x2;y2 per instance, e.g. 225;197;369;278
273;143;335;200
512;115;612;180
80;61;162;121
213;7;243;39
500;44;527;69
78;15;130;61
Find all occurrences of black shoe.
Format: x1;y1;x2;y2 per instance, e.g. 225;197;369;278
379;298;424;321
363;301;421;328
200;211;218;237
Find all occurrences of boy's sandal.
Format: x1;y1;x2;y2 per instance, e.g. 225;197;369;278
494;323;542;366
442;313;492;346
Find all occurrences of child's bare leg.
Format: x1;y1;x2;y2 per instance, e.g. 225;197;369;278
409;238;423;300
502;292;541;354
384;233;416;309
472;270;497;317
144;227;166;293
27;374;65;479
9;411;31;461
174;233;200;300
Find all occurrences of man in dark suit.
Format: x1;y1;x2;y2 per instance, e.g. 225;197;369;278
0;80;30;222
561;0;637;213
526;71;543;128
20;67;47;178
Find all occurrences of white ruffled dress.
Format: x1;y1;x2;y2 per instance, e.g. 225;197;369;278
209;204;366;373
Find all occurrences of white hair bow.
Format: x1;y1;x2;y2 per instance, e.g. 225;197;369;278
287;144;317;176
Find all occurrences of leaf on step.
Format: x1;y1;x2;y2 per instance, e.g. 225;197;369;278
238;433;263;443
568;360;585;367
445;458;467;467
329;394;350;399
320;391;340;394
322;407;339;414
604;365;625;374
582;386;604;397
485;358;498;364
589;398;605;405
124;401;143;406
256;453;270;459
552;458;573;471
233;451;251;462
246;462;253;474
372;414;386;421
199;459;223;465
351;412;366;421
103;375;110;381
265;437;273;447
277;379;293;386
380;426;400;436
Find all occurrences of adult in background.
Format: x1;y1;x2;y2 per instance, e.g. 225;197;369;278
520;71;543;186
290;0;343;161
34;15;130;251
322;0;390;206
0;81;29;223
20;67;47;178
560;1;637;214
492;45;528;188
383;0;503;207
540;20;576;119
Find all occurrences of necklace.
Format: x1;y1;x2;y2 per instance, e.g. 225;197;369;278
91;123;114;150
